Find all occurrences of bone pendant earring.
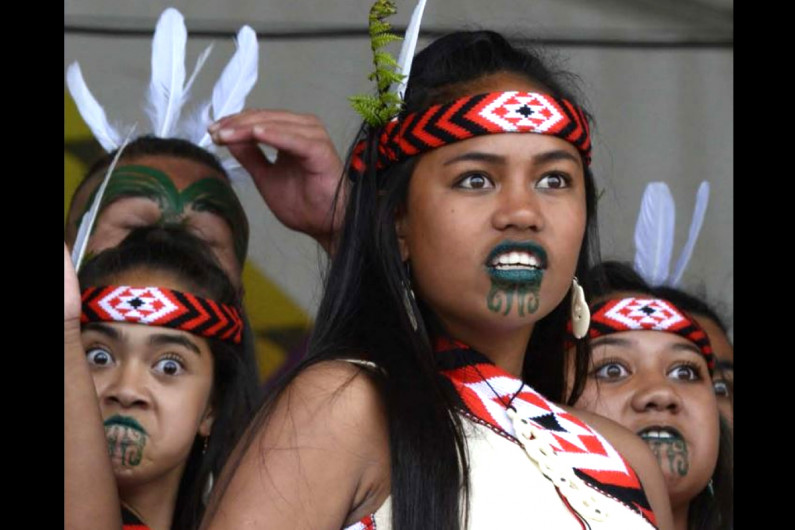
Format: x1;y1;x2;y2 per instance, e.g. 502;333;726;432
570;277;590;339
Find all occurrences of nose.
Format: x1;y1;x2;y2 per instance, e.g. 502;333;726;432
103;363;150;409
630;377;683;414
491;182;544;232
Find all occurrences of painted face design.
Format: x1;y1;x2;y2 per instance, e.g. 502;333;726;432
104;415;148;468
575;330;720;509
76;158;248;284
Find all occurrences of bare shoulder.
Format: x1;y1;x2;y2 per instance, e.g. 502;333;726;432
203;360;390;530
561;406;675;530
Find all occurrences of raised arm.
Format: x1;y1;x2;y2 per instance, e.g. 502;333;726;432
64;243;122;530
209;110;345;254
201;361;390;530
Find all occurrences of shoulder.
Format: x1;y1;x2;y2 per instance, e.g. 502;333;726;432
203;360;390;530
561;406;674;530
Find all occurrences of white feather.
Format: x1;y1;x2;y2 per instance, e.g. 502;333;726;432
71;126;137;271
669;181;710;287
145;7;187;137
183;43;214;101
633;182;676;286
198;26;259;148
65;62;122;152
395;0;427;99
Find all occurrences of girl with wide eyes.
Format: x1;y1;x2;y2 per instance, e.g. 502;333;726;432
65;226;258;530
202;27;674;530
572;261;732;530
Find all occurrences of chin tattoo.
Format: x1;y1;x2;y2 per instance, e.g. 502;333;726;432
105;424;147;467
646;438;689;477
486;280;541;317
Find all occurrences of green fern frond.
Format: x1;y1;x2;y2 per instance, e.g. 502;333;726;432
349;0;406;127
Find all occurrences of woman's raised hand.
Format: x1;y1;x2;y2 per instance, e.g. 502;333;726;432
209;110;345;253
65;242;81;325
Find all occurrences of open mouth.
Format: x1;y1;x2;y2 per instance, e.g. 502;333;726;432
486;241;547;283
637;426;684;442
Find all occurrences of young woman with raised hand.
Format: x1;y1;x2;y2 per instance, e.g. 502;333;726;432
64;226;259;530
202;30;673;530
574;261;733;530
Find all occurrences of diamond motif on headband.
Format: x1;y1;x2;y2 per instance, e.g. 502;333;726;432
604;298;683;330
99;287;179;324
479;92;564;132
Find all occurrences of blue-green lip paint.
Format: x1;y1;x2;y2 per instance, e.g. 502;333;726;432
104;415;147;435
485;241;548;284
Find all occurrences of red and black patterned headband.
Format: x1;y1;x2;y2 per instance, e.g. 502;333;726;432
350;91;592;178
587;297;715;372
81;285;243;344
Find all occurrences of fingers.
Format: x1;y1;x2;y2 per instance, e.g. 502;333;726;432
209;109;323;137
226;142;274;178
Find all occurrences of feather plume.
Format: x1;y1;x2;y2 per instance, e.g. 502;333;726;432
394;0;427;99
71;126;137;271
145;7;187;137
669;181;710;287
198;26;258;147
183;43;214;102
633;182;676;286
65;62;122;152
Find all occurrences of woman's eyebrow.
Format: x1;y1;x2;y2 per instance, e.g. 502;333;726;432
83;323;123;341
149;333;202;356
533;149;581;167
670;342;703;357
591;336;634;349
443;152;505;166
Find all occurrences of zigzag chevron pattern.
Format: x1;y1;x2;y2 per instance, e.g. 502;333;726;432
81;285;243;344
589;297;715;371
435;338;657;527
350;91;592;178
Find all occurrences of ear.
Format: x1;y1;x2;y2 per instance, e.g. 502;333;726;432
395;204;410;262
198;406;215;438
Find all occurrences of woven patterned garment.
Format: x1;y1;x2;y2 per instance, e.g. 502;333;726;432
121;506;150;530
343;340;659;530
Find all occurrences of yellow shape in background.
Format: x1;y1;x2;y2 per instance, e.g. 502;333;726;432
65;91;93;222
242;261;312;380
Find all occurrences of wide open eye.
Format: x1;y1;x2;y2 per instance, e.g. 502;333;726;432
86;347;115;367
668;363;702;381
593;361;629;380
536;172;570;190
153;357;185;376
713;380;730;397
455;172;495;190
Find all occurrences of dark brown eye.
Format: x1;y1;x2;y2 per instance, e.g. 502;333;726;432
86;348;114;367
537;173;568;189
456;173;494;190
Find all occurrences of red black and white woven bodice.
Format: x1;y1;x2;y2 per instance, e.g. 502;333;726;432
343;339;659;529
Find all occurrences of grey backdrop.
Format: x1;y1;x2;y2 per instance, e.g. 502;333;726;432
65;0;733;330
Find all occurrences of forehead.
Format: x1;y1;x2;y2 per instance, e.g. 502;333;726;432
591;330;704;362
113;154;226;190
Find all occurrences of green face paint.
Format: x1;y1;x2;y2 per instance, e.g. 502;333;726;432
646;438;689;477
486;280;541;317
81;164;249;265
104;415;148;468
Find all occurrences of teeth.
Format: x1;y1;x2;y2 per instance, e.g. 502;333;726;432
640;429;677;440
492;251;540;268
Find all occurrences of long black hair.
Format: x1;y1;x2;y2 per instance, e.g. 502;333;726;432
585;260;733;530
207;30;602;530
78;225;259;530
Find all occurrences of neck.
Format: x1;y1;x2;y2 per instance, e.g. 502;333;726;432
441;319;534;377
119;464;185;530
672;501;690;530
